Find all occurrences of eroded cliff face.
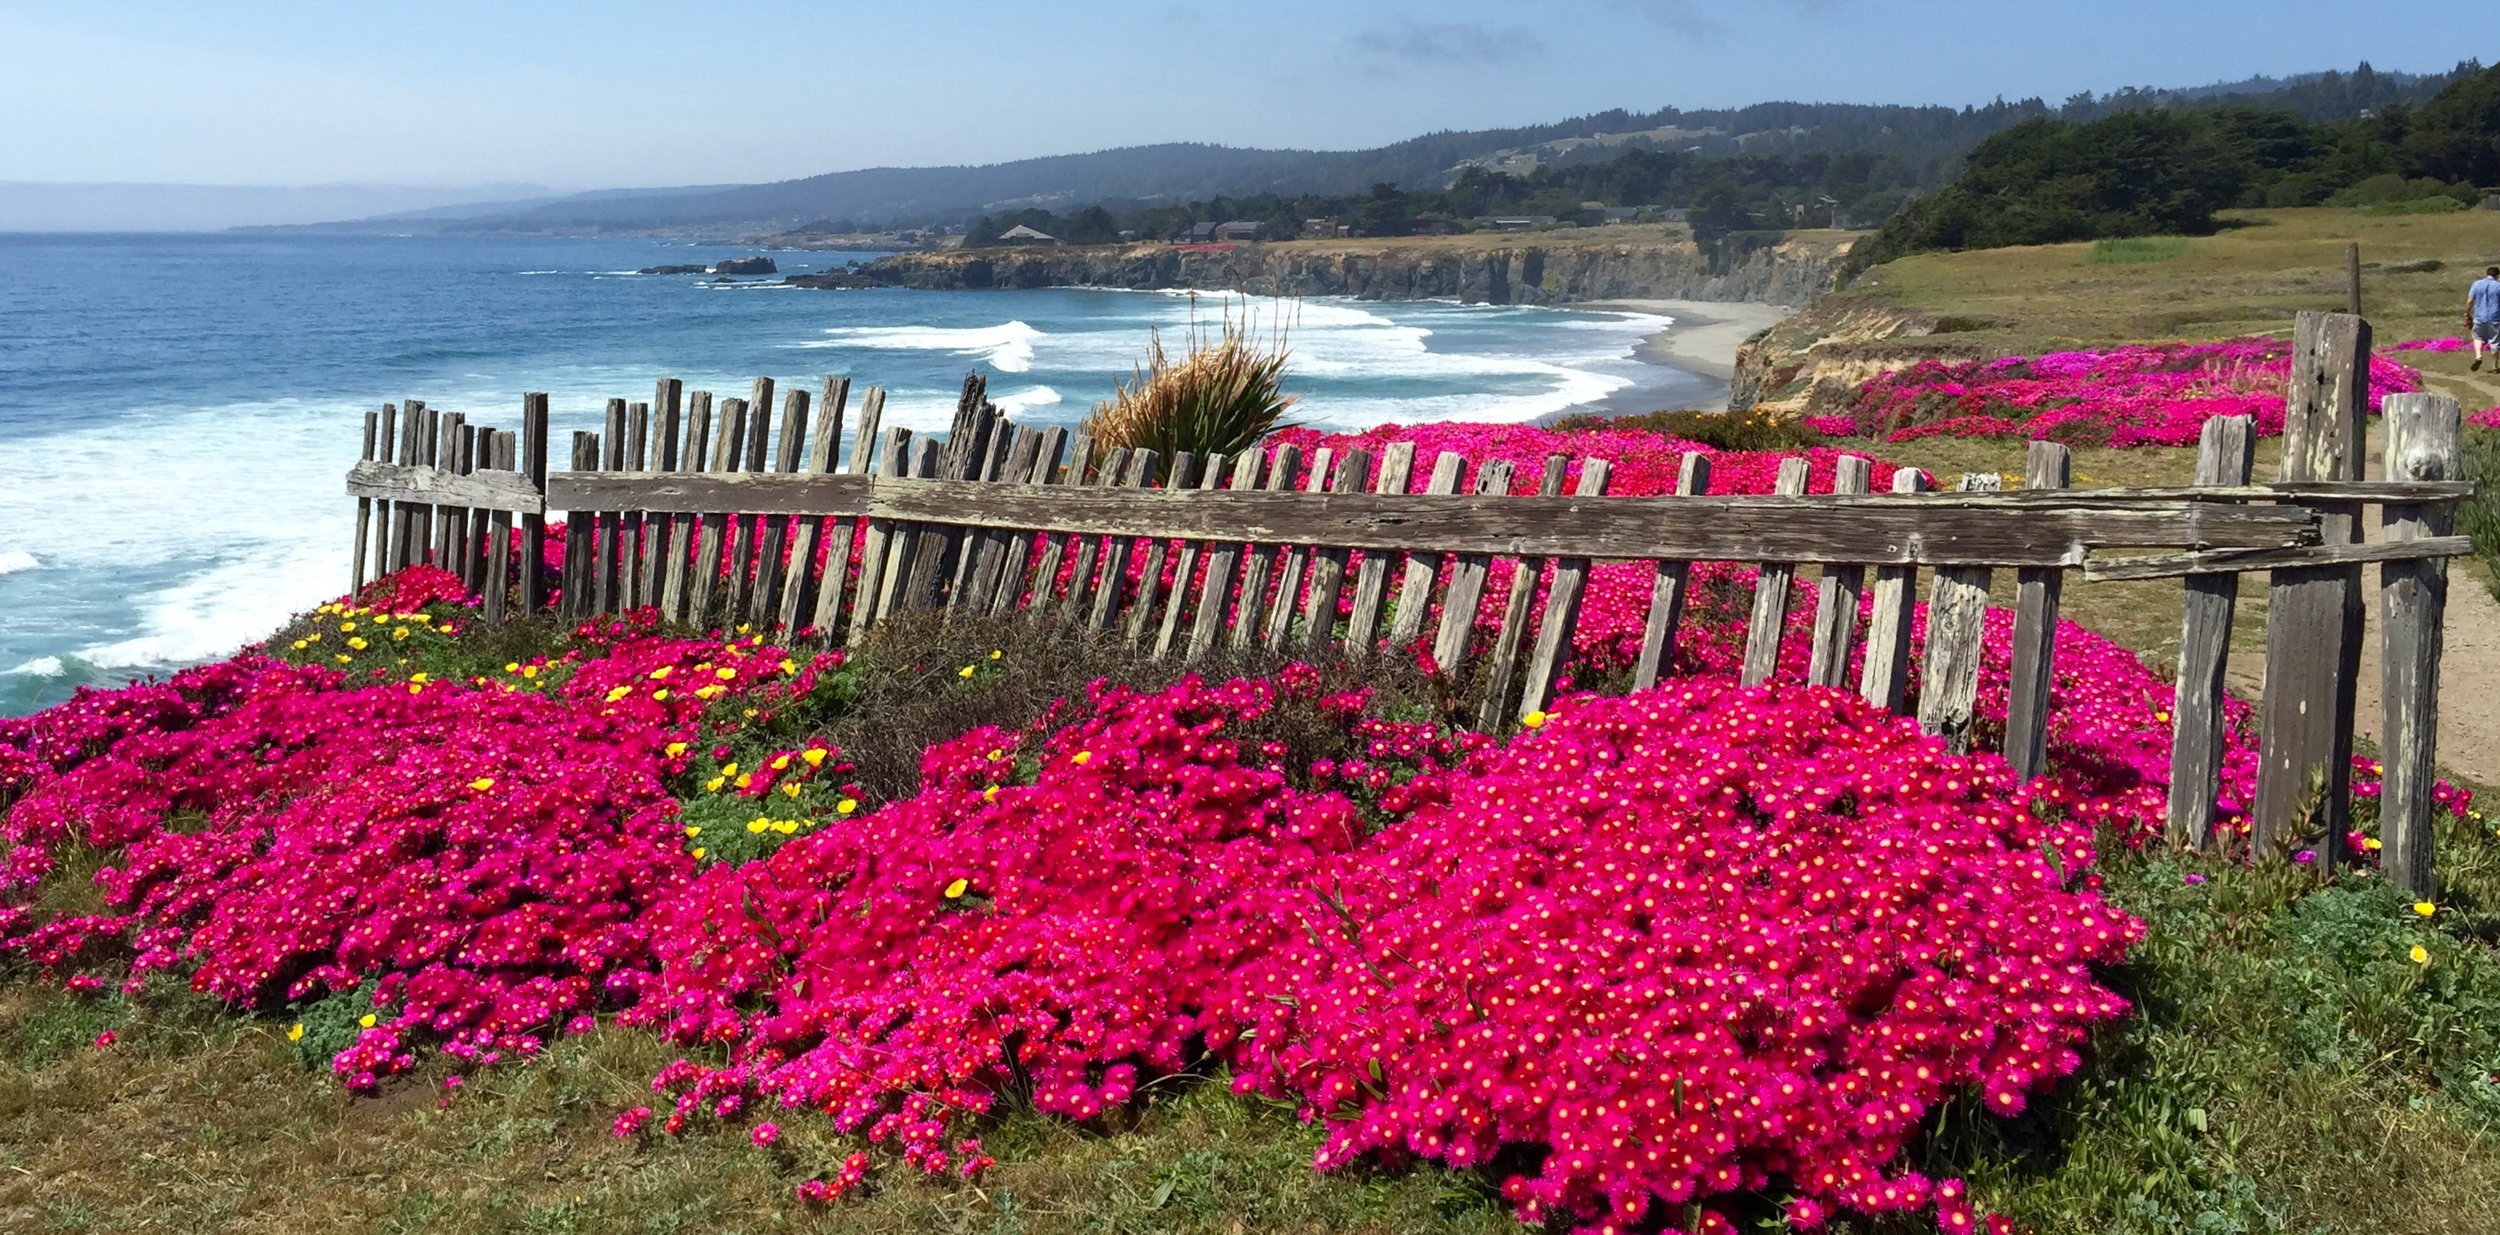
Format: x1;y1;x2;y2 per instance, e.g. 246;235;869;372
802;231;1857;309
1727;294;2003;414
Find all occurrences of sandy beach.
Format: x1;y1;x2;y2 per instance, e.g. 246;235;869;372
1581;298;1798;411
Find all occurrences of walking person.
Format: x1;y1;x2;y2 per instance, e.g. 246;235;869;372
2472;265;2500;370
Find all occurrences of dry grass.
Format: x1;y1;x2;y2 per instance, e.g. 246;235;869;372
1082;314;1299;465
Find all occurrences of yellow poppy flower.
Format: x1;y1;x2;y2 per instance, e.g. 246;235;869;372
469;777;495;792
837;798;858;815
1522;710;1549;729
287;1022;305;1042
2411;944;2431;965
358;1013;377;1029
2413;901;2437;917
958;664;976;679
665;742;689;758
801;749;827;767
944;878;969;899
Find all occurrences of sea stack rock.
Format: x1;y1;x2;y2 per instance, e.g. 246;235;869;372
712;256;778;275
636;263;708;275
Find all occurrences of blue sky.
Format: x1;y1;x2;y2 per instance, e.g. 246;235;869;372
1;1;2486;190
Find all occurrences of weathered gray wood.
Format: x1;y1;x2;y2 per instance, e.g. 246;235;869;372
1805;455;1874;689
371;402;399;579
638;379;682;611
595;401;624;615
2168;415;2256;848
990;427;1069;616
454;422;480;594
1227;445;1301;650
1062;445;1129;627
1297;449;1370;650
562;432;595;621
431;412;461;569
690;397;743;627
1632;453;1714;692
352;409;379;593
347;461;547;513
777;378;848;633
898;399;994;613
1128;451;1197;646
1518;457;1613;721
1431;458;1520;677
2257;310;2369;861
1385;451;1469;652
1152;451;1230;659
1918;474;2000;751
484;432;516;624
1741;457;1815;686
966;427;1043;615
2085;536;2472;580
619;402;648;609
845;426;913;645
721;395;764;621
518;395;549;612
834;481;2312;566
1027;435;1096;621
805;382;885;637
1089;449;1160;632
1190;450;1269;660
1263;448;1335;650
408;402;435;570
2378;392;2460;895
1477;455;1569;728
874;437;942;623
1344;441;1418;659
748;388;811;625
661;392;712;623
2003;441;2073;781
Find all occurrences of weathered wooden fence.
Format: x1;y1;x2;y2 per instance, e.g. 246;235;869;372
342;312;2474;890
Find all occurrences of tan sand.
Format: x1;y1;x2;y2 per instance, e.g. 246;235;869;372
1580;298;1797;386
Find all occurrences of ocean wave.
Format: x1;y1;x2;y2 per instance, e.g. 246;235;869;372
806;321;1043;373
992;385;1063;414
1;656;63;678
0;550;36;577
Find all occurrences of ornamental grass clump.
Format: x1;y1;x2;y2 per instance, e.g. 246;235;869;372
1083;311;1299;462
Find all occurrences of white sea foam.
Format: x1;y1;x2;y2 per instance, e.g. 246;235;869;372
0;550;35;577
992;385;1063;415
2;656;62;678
806;321;1044;372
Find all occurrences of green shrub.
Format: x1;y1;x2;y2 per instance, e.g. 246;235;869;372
1546;407;1829;451
2366;196;2468;215
2087;236;2195;264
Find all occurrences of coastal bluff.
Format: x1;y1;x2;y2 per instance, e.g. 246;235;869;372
789;226;1859;309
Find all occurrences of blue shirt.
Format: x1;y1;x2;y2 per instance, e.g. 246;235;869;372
2474;276;2500;323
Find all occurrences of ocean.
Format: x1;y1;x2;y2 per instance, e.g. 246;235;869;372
0;231;1711;715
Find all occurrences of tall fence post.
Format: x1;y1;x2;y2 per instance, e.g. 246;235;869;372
2256;310;2369;862
2167;415;2256;848
518;394;550;614
2004;440;2072;781
2378;392;2460;895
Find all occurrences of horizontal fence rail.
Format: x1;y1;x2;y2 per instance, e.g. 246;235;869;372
341;312;2473;893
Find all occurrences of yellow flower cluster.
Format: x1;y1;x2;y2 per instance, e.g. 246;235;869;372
743;815;812;836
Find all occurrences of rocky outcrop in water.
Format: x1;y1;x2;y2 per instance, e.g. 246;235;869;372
788;232;1855;309
637;264;709;275
712;255;778;275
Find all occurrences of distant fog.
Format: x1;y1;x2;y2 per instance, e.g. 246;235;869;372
0;182;555;232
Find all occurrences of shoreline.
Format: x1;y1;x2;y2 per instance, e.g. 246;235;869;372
1576;298;1797;415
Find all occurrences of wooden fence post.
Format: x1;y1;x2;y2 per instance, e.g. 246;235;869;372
778;378;848;634
846;425;913;645
1740;456;1815;686
1343;441;1419;659
2167;415;2255;847
750;387;811;625
1297;448;1370;650
690;398;742;626
1519;457;1613;721
1477;454;1570;728
1187;449;1268;660
562;432;595;621
1856;468;1926;712
2004;440;2073;781
2256;310;2369;862
661;392;713;623
484;431;515;624
1088;449;1160;632
639;379;682;608
806;388;884;638
352;409;379;594
1153;449;1233;658
1263;448;1334;649
518;394;550;614
2378;391;2460;895
1227;444;1301;649
989;426;1068;617
1633;453;1713;692
1027;435;1096;621
1430;458;1517;673
1918;473;2000;751
1805;454;1873;690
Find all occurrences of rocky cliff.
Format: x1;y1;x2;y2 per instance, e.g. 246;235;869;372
791;229;1858;310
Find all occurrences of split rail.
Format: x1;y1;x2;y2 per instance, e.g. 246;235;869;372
341;312;2474;891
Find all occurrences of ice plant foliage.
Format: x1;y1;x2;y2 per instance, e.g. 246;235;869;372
1842;339;2424;448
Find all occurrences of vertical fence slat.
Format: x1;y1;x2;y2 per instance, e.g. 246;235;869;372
2003;441;2073;781
2256;310;2370;862
845;425;913;645
749;387;811;625
1805;455;1874;689
1128;451;1197;646
594;401;624;615
1060;446;1126;625
779;378;848;634
411;403;436;568
1344;441;1418;660
806;386;881;639
907;383;992;612
1028;435;1096;621
430;411;458;568
1477;455;1570;729
966;427;1043;615
454;422;480;595
1917;473;2000;751
1089;449;1160;632
1227;444;1301;650
1740;456;1814;686
562;432;596;621
1153;450;1229;659
2378;392;2459;895
1385;451;1467;652
662;392;713;623
391;402;419;570
690;398;742;627
1190;450;1268;660
991;427;1068;616
1632;453;1714;692
1430;458;1519;674
639;379;682;609
1857;468;1928;712
620;402;649;610
1263;448;1334;650
517;395;550;614
352;409;379;593
484;431;515;624
2167;415;2256;848
875;437;943;623
373;402;399;579
1297;448;1370;650
1519;457;1613;721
